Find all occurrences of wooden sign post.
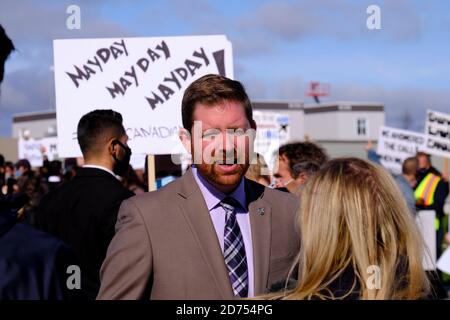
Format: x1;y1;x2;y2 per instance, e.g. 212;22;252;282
147;155;156;192
443;158;449;175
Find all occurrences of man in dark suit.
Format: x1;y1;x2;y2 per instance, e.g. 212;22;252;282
36;110;135;299
98;74;300;300
0;194;78;299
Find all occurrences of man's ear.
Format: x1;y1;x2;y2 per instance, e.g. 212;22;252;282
107;138;117;156
297;172;309;185
179;128;192;154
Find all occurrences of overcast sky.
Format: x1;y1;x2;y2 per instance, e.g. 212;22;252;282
1;0;449;136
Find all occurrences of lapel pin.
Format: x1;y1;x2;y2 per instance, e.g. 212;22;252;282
257;207;265;216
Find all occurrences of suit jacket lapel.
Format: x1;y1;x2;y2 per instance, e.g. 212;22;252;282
246;180;272;296
177;169;234;299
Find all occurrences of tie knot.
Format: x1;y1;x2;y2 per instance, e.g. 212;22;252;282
220;197;239;212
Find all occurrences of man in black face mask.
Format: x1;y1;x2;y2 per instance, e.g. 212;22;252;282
36;109;135;299
111;139;132;176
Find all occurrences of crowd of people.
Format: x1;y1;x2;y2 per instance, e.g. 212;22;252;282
1;25;450;301
1;76;449;300
366;143;450;258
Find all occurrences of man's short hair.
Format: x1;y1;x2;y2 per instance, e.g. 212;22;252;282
416;151;431;162
5;161;14;171
0;25;15;84
402;157;418;175
77;109;126;156
15;159;31;171
181;74;253;131
278;141;328;179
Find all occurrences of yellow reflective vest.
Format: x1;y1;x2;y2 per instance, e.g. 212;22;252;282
414;172;441;207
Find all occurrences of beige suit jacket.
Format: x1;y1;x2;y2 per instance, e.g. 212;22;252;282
97;169;300;300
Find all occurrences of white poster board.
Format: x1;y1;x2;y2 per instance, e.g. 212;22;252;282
437;218;450;274
18;137;59;168
437;247;450;274
53;35;233;157
416;210;437;271
376;126;426;174
253;111;290;172
129;153;146;170
424;110;450;159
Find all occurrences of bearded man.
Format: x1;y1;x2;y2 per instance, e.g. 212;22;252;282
97;74;300;300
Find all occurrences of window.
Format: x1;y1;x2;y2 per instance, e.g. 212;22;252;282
357;118;368;136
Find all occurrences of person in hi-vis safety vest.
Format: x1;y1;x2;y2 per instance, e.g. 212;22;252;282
415;152;449;258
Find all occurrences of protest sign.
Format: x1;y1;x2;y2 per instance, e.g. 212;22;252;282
424;110;450;159
18;137;59;167
376;126;426;174
416;210;437;271
437;247;450;275
53;35;233;157
253;111;290;171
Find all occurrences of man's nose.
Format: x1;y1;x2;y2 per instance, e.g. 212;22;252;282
222;131;234;148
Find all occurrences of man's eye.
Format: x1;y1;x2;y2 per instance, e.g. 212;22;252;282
227;129;245;137
202;130;220;139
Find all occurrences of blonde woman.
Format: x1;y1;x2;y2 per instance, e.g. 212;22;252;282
245;153;271;186
268;158;431;300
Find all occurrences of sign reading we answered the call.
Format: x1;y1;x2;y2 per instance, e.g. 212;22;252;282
377;126;427;174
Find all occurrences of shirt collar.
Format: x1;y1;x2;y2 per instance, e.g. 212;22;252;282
83;164;119;180
191;166;247;211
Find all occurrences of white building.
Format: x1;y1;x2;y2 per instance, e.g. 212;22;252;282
12;110;57;139
303;101;384;142
252;100;385;159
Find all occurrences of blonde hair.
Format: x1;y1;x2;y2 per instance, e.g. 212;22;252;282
245;153;270;185
269;158;430;300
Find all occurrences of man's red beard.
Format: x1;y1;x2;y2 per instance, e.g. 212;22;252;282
196;161;249;192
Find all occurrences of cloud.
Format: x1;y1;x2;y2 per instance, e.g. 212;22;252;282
0;0;132;136
275;76;305;100
241;76;269;100
1;68;54;113
0;67;55;136
166;0;229;34
1;1;131;43
231;35;275;57
381;0;422;42
239;0;422;43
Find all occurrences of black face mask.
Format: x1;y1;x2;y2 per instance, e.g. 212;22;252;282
112;140;132;177
417;168;427;174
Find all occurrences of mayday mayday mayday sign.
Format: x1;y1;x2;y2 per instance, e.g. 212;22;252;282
53;35;233;157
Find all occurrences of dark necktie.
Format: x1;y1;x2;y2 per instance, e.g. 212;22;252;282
220;197;248;298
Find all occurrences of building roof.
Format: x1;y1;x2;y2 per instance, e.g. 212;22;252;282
251;100;304;110
12;110;56;123
304;101;384;114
